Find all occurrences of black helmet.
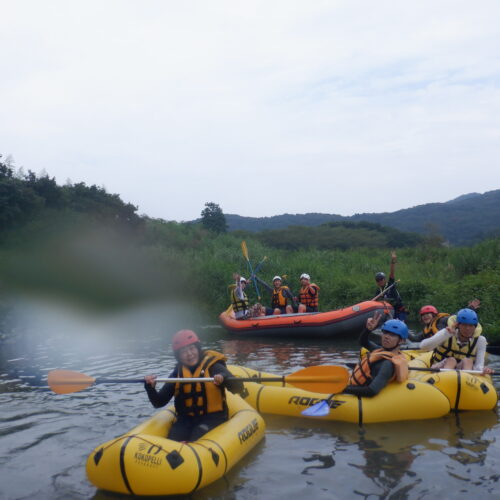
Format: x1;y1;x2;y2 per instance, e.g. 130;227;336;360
375;272;386;281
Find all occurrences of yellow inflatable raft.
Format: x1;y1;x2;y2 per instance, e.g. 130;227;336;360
229;365;451;424
408;351;498;411
86;392;265;496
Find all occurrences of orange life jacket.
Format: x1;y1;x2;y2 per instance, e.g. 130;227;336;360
299;284;319;308
349;348;409;386
174;350;227;417
271;286;290;308
422;313;450;338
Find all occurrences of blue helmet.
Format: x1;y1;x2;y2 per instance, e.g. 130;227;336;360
381;319;408;339
456;308;478;326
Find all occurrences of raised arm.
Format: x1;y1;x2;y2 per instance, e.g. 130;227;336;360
253;275;273;293
389;251;397;280
360;311;383;351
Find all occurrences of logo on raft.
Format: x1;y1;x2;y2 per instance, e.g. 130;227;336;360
134;443;163;468
288;395;346;409
465;376;480;390
238;418;259;444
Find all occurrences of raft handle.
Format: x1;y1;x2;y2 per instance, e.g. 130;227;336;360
166;450;184;469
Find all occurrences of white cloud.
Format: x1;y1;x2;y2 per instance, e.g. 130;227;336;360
1;0;500;220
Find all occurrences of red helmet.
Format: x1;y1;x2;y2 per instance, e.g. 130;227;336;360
419;305;438;316
171;330;200;352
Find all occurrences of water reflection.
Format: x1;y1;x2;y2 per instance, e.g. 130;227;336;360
0;310;499;500
266;410;499;499
222;338;359;371
302;452;335;475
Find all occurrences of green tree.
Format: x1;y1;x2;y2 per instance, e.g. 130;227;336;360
201;202;227;233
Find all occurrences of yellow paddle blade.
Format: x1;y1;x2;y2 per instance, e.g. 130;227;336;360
241;240;249;261
48;370;96;394
285;365;350;393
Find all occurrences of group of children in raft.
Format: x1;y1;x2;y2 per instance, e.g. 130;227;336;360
230;251;406;320
144;302;494;442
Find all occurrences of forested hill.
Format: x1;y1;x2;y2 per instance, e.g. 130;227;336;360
225;189;500;246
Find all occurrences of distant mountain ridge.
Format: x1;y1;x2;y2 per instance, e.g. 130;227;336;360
225;189;500;246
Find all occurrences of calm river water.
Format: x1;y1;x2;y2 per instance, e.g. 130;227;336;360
0;301;499;500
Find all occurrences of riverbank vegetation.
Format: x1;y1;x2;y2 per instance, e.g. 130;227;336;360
1;159;499;340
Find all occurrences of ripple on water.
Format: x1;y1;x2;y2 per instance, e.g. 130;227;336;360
1;324;500;500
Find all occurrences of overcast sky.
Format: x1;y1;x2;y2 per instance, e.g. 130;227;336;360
1;1;500;221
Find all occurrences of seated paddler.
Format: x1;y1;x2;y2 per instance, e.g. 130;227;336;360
419;308;494;375
343;312;409;397
409;299;481;342
144;329;244;442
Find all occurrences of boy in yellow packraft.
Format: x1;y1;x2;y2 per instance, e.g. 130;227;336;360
343;312;409;398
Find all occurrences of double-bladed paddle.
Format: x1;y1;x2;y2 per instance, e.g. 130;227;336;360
48;365;350;395
343;362;498;376
241;240;261;300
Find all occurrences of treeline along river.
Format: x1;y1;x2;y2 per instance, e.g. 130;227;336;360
0;301;499;499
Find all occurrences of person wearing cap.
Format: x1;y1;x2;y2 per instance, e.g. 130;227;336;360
252;275;295;315
295;273;320;313
374;251;406;321
342;311;409;397
231;273;250;320
419;308;493;374
144;329;244;441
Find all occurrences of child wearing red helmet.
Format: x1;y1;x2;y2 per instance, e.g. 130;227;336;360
144;329;243;441
408;305;450;342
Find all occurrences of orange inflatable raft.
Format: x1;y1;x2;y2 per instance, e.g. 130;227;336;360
219;300;393;337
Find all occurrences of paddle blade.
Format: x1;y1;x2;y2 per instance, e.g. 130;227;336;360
241;240;249;261
286;365;349;393
302;400;331;417
48;370;96;394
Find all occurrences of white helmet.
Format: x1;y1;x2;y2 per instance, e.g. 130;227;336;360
240;277;247;283
300;273;310;280
273;276;282;282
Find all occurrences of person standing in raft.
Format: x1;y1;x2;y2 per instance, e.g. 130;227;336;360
296;273;320;313
419;308;494;375
374;251;407;321
144;330;244;442
253;275;295;315
342;312;409;397
409;299;481;342
231;273;250;320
